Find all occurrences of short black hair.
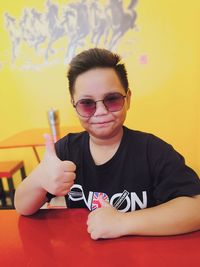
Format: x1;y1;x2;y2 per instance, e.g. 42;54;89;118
67;48;129;96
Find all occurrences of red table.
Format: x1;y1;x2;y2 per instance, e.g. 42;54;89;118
0;209;199;267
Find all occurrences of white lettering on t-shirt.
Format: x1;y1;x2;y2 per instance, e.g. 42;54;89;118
69;184;147;211
130;191;147;210
110;193;131;212
69;184;93;209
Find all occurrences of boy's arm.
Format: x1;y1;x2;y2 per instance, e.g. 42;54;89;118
14;134;76;216
87;195;200;240
14;164;51;216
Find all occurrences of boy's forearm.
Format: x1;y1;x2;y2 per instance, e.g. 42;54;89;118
122;196;200;236
14;164;48;216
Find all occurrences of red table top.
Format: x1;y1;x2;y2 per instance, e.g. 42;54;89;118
0;209;199;267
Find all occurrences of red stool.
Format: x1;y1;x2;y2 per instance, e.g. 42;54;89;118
0;161;26;208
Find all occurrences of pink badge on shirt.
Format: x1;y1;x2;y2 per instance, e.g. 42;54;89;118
91;192;109;211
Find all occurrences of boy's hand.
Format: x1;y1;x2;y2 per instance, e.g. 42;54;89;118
87;197;125;240
39;134;76;196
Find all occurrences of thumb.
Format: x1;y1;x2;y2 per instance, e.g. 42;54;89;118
44;133;57;156
99;194;111;208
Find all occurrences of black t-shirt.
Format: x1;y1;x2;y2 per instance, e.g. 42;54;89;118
47;126;200;212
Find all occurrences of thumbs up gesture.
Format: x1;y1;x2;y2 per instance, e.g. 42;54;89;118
39;134;76;196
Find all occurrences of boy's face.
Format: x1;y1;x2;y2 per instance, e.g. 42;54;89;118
72;68;131;139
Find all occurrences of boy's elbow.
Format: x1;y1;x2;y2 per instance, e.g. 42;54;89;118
14;204;38;216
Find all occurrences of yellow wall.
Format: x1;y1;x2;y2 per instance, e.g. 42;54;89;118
0;0;199;188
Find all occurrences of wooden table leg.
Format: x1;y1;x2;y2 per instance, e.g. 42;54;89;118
0;179;7;207
20;166;27;180
7;178;15;208
32;146;40;163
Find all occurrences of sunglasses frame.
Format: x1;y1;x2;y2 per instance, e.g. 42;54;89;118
72;92;128;118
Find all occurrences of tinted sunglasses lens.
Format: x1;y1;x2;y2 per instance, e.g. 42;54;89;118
76;99;95;117
104;93;125;112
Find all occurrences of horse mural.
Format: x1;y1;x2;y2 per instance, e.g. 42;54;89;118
3;0;138;68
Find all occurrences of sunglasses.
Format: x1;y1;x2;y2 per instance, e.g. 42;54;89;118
73;92;127;118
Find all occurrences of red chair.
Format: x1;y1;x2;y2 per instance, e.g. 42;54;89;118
0;161;26;208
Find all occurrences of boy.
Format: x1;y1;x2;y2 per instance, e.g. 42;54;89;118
15;48;200;240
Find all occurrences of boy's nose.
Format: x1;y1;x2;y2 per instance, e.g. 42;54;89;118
93;100;109;116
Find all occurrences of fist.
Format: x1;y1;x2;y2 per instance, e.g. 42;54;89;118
87;197;125;240
39;134;76;196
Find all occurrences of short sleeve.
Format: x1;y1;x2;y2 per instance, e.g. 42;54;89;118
46;191;55;202
55;134;70;160
147;135;200;204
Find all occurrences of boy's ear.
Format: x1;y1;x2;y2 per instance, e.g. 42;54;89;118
71;98;74;106
126;89;132;110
